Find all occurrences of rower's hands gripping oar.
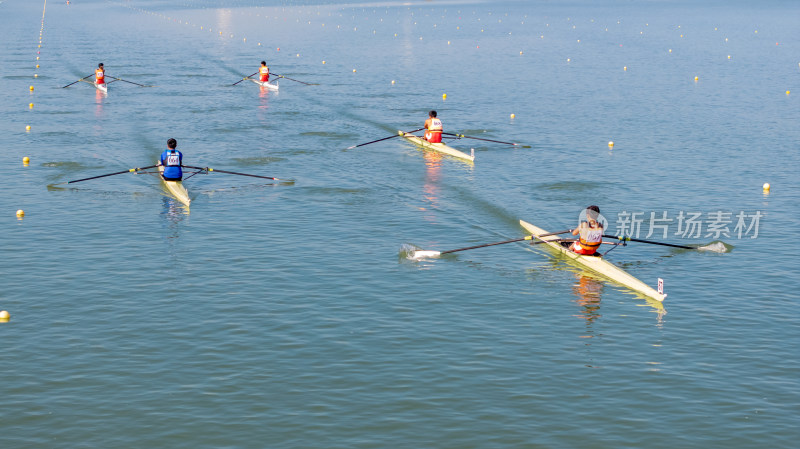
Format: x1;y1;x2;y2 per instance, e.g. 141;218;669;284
232;72;259;86
181;165;292;182
442;132;530;148
602;234;695;250
49;165;157;186
346;128;425;150
62;74;95;88
271;73;318;85
411;230;572;259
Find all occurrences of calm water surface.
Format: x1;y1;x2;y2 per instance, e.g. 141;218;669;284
1;0;798;447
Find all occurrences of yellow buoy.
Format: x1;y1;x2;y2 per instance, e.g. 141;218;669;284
29;85;34;91
391;80;395;84
352;68;356;73
34;74;38;78
763;183;770;191
322;60;326;64
623;66;627;71
36;64;39;68
25;125;31;131
0;310;9;322
16;209;25;217
442;93;447;100
29;103;34;108
728;55;731;59
23;157;30;164
608;141;614;148
786;90;790;95
519;51;523;55
510;113;515;119
694;76;699;81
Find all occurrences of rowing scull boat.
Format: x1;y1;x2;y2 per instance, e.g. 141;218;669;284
250;78;279;91
94;82;107;93
157;163;191;206
398;131;475;162
519;219;666;301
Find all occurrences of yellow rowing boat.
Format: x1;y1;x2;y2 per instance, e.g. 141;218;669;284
157;163;190;206
520;219;666;301
398;131;475;162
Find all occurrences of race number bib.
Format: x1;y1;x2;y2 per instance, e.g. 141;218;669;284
166;154;180;166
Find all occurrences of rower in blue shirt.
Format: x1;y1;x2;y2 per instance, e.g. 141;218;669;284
159;138;183;181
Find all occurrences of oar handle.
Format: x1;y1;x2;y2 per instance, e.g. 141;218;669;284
440;236;533;254
56;165;157;185
182;165;286;181
442;132;529;147
272;73;318;85
62;73;94;88
439;229;573;255
347;128;425;149
232;72;259;86
603;234;694;249
108;76;148;87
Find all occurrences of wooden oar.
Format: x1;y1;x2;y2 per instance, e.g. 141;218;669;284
346;128;425;150
411;230;573;259
50;165;157;185
442;132;530;148
181;165;291;181
603;234;694;249
62;74;94;88
232;72;258;86
272;73;318;85
107;76;152;87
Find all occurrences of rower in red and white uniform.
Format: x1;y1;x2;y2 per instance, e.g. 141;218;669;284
259;61;270;82
424;110;443;143
570;205;605;255
95;63;106;85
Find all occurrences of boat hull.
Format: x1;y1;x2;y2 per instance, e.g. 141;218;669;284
519;219;666;301
250;78;279;91
398;131;474;162
94;82;107;93
157;164;191;206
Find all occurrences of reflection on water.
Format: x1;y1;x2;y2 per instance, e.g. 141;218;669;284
161;196;189;230
536;257;667;324
94;89;105;117
258;84;272;103
421;151;442;224
571;273;604;325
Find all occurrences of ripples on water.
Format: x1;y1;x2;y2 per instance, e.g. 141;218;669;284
1;0;798;447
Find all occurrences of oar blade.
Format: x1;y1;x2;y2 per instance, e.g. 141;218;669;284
409;250;442;260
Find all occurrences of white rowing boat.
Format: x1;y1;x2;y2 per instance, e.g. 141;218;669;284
250;78;279;91
94;81;107;93
398;131;475;162
519;219;666;301
157;163;190;206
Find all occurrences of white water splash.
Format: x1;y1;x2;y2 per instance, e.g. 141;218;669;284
697;241;730;253
399;244;442;260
